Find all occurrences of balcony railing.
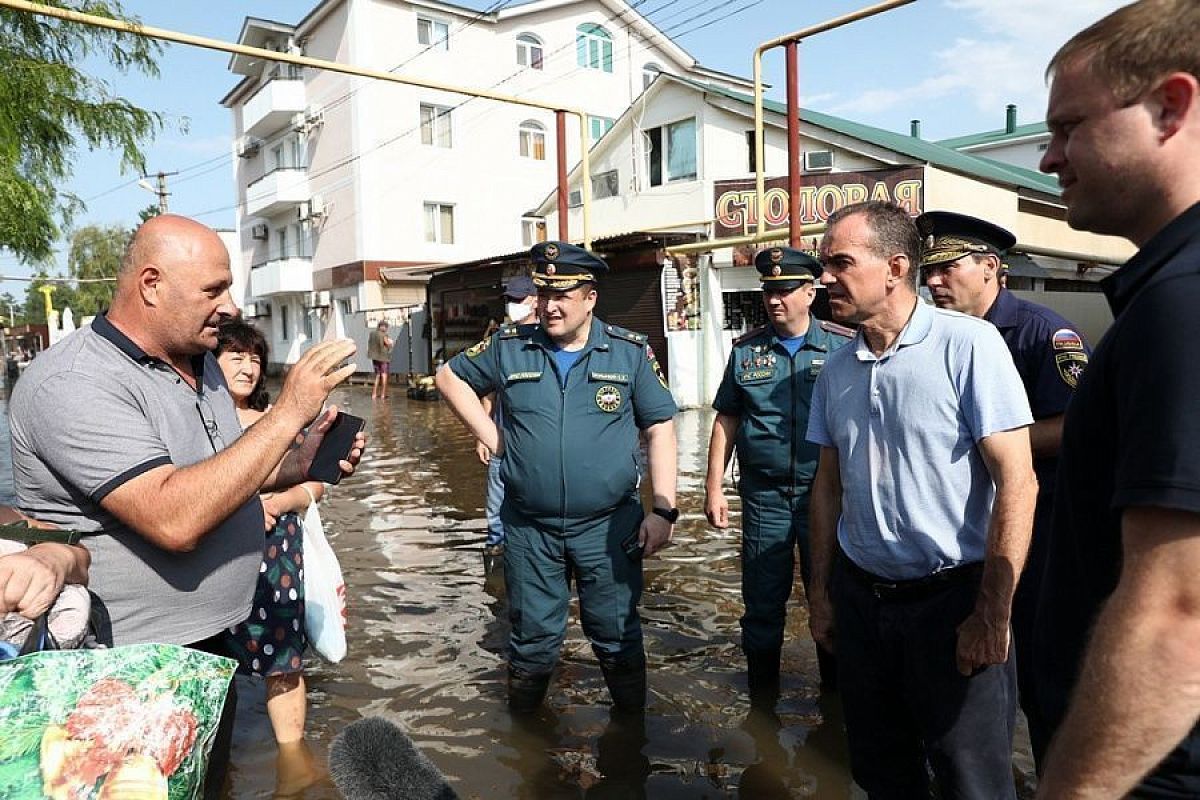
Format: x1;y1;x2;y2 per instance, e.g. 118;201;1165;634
249;255;314;297
243;77;306;138
245;168;309;218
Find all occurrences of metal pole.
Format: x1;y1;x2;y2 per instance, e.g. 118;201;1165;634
556;111;569;241
785;42;801;248
156;171;169;214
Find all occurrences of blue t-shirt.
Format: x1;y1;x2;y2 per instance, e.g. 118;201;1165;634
806;300;1033;580
551;346;585;387
779;333;807;357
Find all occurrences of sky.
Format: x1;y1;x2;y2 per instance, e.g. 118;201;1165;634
0;0;1130;299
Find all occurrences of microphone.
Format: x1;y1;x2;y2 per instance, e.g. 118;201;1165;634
329;716;460;800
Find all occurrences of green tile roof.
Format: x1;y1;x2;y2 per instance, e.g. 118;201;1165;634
937;122;1049;150
667;75;1061;197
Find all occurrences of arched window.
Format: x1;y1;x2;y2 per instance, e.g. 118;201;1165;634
576;23;612;73
518;120;546;160
642;62;661;91
516;33;543;70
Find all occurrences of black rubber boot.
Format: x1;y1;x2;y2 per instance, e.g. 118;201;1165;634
507;665;552;714
599;653;647;714
745;647;782;711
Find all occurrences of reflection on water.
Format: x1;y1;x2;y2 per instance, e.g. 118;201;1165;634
224;388;854;799
0;384;1033;798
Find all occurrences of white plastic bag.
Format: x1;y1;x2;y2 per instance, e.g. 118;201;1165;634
301;500;348;663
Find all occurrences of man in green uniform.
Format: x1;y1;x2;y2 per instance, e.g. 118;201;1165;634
435;241;678;714
705;246;851;709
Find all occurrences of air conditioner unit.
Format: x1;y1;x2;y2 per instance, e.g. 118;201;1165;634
305;106;324;127
257;302;272;318
308;194;325;219
250;223;269;240
242;302;259;318
803;149;834;172
568;190;582;207
237;136;262;158
297;202;310;221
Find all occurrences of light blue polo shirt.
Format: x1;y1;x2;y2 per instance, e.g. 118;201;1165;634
806;300;1032;580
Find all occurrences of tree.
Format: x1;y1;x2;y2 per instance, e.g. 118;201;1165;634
0;1;163;263
65;223;126;316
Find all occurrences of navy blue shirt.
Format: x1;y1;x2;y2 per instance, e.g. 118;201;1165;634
1035;201;1200;795
984;289;1089;496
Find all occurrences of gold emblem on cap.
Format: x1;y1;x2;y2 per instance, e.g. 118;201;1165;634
544;243;559;260
925;234;936;249
769;248;783;264
546;264;556;275
771;266;781;277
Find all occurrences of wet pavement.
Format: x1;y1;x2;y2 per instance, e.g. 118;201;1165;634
0;385;1036;798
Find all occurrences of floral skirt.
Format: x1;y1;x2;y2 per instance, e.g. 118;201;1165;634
223;511;307;677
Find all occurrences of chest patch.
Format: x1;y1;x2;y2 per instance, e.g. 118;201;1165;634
595;384;623;412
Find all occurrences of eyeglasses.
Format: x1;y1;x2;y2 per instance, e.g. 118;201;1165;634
196;393;226;452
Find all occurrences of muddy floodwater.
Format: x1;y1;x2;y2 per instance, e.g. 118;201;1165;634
0;387;1036;799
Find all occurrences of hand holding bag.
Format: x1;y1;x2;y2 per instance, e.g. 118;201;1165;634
299;486;348;663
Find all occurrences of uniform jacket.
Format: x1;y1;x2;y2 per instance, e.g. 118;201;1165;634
449;316;677;531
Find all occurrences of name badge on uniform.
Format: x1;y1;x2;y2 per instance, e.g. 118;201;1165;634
738;369;774;383
505;371;542;383
588;371;630;384
808;359;825;379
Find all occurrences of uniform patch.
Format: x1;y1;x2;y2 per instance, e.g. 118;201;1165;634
646;346;668;389
464;336;491;358
808;358;825;379
595;384;623;412
738;369;774;382
1052;328;1084;351
1055;350;1089;388
589;371;629;383
506;371;542;382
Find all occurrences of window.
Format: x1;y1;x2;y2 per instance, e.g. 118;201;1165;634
592;169;619;200
268;133;303;171
642;62;661;91
280;303;290;341
518;120;545;160
424;202;455;244
339;297;354;316
417;16;449;50
420;103;453;148
521;217;547;246
516;33;543;69
746;130;757;173
272;222;306;260
646;117;697;186
576;23;612;72
589;116;614;143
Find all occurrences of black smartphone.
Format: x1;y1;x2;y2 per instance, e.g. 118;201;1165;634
308;411;365;484
620;530;644;562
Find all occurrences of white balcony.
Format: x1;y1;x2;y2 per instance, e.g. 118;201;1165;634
250;256;314;297
245;168;309;218
243;77;306;138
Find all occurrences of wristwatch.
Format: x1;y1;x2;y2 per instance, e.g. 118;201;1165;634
651;506;680;524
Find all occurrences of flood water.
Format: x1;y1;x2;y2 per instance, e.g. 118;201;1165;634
0;385;1036;799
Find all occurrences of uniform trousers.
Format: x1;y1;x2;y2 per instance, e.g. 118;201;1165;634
500;496;645;675
739;482;812;654
833;554;1017;800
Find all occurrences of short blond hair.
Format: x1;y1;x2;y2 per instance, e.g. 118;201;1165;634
1049;0;1200;105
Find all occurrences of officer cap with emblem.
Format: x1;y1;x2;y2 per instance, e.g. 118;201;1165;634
754;246;822;291
530;241;610;292
917;211;1017;268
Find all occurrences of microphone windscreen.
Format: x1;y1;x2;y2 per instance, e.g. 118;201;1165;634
329;716;459;800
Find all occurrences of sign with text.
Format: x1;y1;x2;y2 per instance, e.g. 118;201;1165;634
713;167;925;238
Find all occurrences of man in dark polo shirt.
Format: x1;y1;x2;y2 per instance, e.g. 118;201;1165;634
1034;1;1200;796
9;214;363;797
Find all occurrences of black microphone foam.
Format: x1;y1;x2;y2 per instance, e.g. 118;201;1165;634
329;716;460;800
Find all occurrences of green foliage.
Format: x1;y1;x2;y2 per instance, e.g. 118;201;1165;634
0;1;163;262
65;223;126;315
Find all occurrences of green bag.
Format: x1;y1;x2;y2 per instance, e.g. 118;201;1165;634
0;643;236;799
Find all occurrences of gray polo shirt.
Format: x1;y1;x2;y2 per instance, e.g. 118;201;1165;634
806;300;1033;581
9;314;262;646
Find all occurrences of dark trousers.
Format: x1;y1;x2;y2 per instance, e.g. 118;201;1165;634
833;556;1017;800
188;634;238;800
1011;492;1054;769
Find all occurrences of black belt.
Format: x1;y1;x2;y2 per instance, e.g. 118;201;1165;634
840;553;983;601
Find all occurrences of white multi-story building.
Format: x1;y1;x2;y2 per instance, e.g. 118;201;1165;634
221;0;751;368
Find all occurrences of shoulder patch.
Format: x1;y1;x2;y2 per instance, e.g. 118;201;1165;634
605;324;648;346
1055;350;1089;389
464;335;492;358
818;319;855;339
1051;328;1085;351
733;326;768;346
646;345;668;389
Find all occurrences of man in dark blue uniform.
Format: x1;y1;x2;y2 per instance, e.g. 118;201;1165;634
918;210;1090;767
705;246;851;709
436;241;678;714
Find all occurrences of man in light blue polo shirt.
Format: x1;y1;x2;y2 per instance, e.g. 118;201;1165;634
805;201;1037;800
